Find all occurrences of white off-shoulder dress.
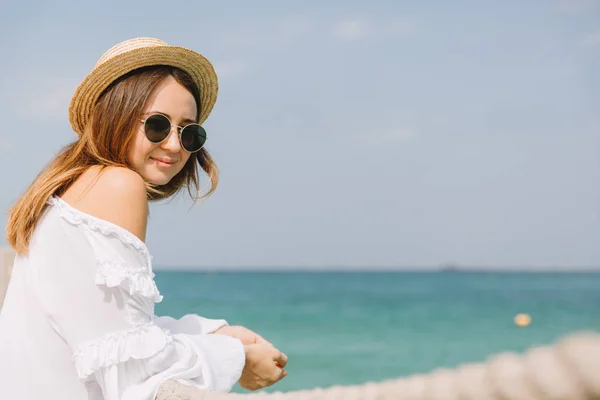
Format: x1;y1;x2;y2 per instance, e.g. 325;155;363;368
0;196;245;399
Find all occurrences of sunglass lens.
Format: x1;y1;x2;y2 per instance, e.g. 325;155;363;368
181;125;207;152
144;114;171;143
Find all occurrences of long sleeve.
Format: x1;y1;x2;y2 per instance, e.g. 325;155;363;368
33;197;245;400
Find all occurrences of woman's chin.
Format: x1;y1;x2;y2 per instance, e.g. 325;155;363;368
143;171;173;186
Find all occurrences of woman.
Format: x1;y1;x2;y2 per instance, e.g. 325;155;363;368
0;38;287;399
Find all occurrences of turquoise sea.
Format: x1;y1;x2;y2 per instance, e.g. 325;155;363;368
154;271;600;394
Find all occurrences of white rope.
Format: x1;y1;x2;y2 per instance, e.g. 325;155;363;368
155;331;600;400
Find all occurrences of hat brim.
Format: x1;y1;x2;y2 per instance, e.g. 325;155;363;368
69;45;218;136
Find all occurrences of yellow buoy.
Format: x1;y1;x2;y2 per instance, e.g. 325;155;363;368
514;313;531;327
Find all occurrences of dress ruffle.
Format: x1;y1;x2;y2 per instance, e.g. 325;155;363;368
73;323;172;381
96;258;163;303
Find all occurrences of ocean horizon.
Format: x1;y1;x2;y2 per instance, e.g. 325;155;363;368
154;270;600;393
154;266;600;272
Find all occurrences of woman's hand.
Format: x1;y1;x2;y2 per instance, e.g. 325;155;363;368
212;325;273;346
238;343;288;391
213;325;289;389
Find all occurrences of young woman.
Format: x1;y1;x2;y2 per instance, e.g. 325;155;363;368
0;37;287;399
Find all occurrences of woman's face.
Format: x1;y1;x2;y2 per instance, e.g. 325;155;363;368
127;76;197;185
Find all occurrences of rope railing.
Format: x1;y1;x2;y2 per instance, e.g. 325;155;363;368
156;330;600;400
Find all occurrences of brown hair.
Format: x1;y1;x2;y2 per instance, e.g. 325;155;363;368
6;66;219;254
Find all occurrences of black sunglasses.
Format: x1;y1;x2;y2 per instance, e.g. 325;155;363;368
140;113;207;153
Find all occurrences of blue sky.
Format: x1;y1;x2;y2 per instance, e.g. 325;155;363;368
1;0;599;269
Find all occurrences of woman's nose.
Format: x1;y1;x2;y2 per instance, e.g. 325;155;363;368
160;128;182;152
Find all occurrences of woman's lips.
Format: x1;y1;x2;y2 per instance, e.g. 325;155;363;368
151;157;176;168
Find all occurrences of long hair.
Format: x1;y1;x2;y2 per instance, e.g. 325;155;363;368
6;65;219;254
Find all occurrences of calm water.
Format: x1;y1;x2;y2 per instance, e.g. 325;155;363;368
154;271;600;393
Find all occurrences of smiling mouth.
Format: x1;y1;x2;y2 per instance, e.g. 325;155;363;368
151;157;177;167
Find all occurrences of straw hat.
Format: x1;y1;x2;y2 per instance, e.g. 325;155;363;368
68;37;218;136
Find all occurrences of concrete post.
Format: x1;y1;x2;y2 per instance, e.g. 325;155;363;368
0;246;16;310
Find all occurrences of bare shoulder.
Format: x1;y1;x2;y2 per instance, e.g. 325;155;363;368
61;166;148;241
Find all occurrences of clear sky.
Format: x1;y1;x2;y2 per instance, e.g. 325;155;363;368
1;0;599;270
